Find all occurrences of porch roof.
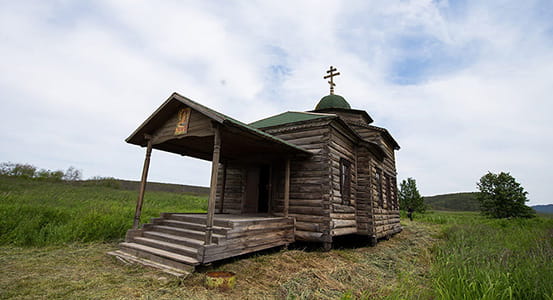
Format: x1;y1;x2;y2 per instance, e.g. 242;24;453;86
126;93;312;162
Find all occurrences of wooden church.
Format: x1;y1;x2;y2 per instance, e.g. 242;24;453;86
109;67;402;276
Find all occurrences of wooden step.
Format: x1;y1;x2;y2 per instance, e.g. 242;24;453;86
162;213;233;228
120;242;200;269
132;237;199;257
108;250;191;277
143;231;204;248
152;219;229;234
149;225;225;243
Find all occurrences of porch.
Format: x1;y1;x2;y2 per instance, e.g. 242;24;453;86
108;213;295;277
110;94;310;276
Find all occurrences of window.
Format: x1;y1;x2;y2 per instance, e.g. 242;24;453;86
386;175;392;209
340;158;351;205
376;168;383;208
392;177;398;209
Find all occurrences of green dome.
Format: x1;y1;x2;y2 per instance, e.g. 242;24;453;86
315;94;351;110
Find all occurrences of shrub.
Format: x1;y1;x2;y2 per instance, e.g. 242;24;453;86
476;171;534;218
399;177;426;213
63;166;82;181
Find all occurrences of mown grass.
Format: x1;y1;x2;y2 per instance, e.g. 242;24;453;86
1;175;552;299
0;176;207;246
0;221;439;299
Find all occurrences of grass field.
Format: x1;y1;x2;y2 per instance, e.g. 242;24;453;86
0;176;207;246
0;176;552;299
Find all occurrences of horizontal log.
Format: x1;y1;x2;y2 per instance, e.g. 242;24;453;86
289;199;323;207
274;129;329;140
289;192;324;200
289;184;323;193
332;205;355;213
295;230;324;241
330;213;356;220
295;221;321;232
289;206;325;215
331;227;357;236
331;219;356;228
290;214;330;223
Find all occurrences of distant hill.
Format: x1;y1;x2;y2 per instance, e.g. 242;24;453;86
116;179;209;195
424;192;480;211
532;204;553;214
75;178;209;195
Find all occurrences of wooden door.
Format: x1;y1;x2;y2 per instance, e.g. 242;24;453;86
243;167;260;213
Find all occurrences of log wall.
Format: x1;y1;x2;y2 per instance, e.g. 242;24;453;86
355;146;374;235
215;163;245;214
351;123;401;238
264;121;331;242
328;124;358;236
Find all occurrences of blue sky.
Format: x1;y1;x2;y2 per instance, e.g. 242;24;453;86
1;0;552;205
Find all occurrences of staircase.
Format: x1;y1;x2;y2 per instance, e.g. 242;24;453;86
108;213;233;277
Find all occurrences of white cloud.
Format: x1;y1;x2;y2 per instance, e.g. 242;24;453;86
0;0;552;204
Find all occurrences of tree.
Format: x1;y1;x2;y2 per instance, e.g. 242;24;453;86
63;166;82;181
476;171;534;218
399;177;426;213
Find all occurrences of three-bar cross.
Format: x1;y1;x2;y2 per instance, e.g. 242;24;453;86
324;66;340;95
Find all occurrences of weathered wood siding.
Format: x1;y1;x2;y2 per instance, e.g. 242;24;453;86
215;164;245;214
263;121;331;242
331;111;370;125
355;146;374;235
151;107;213;144
351;123;401;238
328;124;358;236
202;217;295;263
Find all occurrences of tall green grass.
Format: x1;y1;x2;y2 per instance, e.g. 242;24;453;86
422;211;553;299
0;176;207;246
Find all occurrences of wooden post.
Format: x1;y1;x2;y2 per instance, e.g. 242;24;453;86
205;125;221;245
133;136;153;229
284;158;290;218
219;162;227;214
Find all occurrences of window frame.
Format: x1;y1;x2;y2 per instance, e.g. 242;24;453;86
376;167;383;208
339;158;352;205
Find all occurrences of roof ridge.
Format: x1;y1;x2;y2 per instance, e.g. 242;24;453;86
288;111;337;116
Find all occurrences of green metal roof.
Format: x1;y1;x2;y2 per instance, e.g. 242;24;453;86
249;111;335;129
315;94;351;110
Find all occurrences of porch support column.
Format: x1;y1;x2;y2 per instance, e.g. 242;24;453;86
133;135;153;229
284;158;290;218
218;162;227;214
205;125;221;245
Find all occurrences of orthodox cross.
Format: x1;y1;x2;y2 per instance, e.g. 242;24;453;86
324;66;340;95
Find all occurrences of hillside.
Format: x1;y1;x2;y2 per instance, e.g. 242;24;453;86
424;192;480;211
115;179;209;195
532;204;553;214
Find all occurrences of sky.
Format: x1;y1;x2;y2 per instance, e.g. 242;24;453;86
1;0;552;205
